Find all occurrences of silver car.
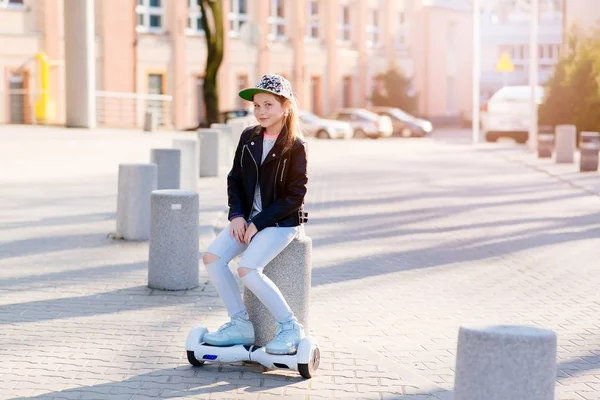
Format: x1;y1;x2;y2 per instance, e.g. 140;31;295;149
328;108;394;139
299;110;353;139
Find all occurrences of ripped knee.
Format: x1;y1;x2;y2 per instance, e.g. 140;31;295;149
237;267;254;278
202;252;220;265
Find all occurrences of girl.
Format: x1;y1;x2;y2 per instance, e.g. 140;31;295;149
201;74;309;355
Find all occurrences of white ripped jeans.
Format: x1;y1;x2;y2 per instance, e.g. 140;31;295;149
203;221;302;323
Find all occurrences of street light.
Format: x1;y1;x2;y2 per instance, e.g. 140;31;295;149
529;0;539;150
472;0;481;144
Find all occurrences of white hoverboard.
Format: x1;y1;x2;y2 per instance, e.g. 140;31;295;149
185;325;320;379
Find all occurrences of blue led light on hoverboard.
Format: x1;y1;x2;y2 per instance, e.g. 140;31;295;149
203;354;218;360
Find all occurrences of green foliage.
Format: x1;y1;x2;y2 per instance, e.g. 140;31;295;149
539;24;600;134
370;66;418;114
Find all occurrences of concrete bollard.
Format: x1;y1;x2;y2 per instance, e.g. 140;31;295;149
537;134;554;158
580;142;600;172
172;138;199;192
197;129;220;177
244;236;312;346
151;148;181;190
211;123;235;168
148;190;199;290
116;163;157;240
454;325;557;400
554;124;576;163
580;131;600;145
144;110;156;132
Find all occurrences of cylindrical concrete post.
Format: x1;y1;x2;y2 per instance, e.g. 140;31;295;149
64;0;96;128
148;190;199;290
116;163;157;241
150;148;181;190
454;325;557;400
172;138;199;192
537;134;554;158
554;124;576;163
244;236;312;346
580;142;600;172
580;131;600;145
144;111;156;132
211;123;235;168
226;118;249;146
197;129;220;177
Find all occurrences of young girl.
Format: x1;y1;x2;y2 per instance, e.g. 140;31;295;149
201;74;309;355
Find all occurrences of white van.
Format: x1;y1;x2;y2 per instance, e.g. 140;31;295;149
481;85;544;143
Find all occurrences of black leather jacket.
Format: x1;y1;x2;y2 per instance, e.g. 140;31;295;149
227;125;308;232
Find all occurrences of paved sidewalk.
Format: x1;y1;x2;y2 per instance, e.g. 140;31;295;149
2;126;600;400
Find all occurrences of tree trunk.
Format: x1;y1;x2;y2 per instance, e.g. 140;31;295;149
199;0;224;127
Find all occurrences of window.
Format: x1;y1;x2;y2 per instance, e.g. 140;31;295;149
307;0;320;40
1;0;25;7
395;11;407;49
342;76;352;108
236;74;248;108
310;76;321;115
136;0;164;32
269;0;286;39
366;9;379;47
229;0;248;35
338;5;351;42
187;0;205;34
147;73;166;124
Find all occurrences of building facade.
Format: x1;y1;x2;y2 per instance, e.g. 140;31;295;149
2;0;596;129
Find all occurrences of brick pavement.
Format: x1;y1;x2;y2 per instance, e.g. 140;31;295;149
1;126;600;399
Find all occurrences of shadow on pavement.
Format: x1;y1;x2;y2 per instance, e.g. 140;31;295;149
11;364;300;400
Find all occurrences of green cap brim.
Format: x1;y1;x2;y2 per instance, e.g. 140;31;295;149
238;88;281;102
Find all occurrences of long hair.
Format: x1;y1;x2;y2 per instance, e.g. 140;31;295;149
275;95;302;152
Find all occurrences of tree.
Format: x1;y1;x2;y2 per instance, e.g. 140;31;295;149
539;24;600;138
370;66;418;114
198;0;224;127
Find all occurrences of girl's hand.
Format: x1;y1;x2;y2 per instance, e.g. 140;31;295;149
243;223;258;244
230;217;247;244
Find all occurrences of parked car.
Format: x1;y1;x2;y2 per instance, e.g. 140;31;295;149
370;106;433;137
481;85;544;144
328;108;394;139
220;107;253;123
298;110;353;139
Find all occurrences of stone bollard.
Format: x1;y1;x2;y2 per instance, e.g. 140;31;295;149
116;163;157;240
172;138;200;192
554;124;576;163
197;129;220;177
144;110;156;132
454;325;557;400
148;190;199;290
580;131;600;145
244;236;312;346
537;134;554;158
211;123;235;168
580;142;600;172
151;148;181;190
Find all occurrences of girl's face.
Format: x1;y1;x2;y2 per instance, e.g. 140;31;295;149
253;92;288;131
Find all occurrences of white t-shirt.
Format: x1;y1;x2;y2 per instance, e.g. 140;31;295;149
250;135;278;219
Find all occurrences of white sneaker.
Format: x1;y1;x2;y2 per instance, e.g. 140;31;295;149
203;315;255;346
265;320;305;355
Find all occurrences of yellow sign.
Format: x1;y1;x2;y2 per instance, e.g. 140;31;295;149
495;51;515;73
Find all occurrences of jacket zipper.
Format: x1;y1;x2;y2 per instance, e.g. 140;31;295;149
247;145;259;192
273;157;282;202
280;158;287;182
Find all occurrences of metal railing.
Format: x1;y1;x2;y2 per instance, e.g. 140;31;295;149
95;91;173;128
0;89;173;128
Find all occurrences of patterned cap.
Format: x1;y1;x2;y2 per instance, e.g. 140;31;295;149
238;74;294;102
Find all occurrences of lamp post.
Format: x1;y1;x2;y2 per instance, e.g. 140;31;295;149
529;0;539;150
472;0;481;144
